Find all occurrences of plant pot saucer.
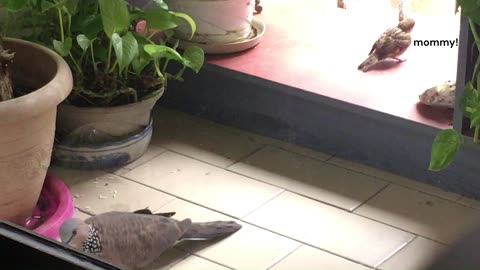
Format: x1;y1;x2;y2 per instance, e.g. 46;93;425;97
178;17;266;54
52;118;153;170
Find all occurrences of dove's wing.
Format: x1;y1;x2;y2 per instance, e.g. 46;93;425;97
86;212;191;269
375;27;411;59
368;26;394;55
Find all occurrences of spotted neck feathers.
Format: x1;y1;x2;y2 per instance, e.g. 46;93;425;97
82;224;102;255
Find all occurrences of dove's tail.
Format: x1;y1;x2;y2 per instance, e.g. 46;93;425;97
358;54;379;72
181;221;242;240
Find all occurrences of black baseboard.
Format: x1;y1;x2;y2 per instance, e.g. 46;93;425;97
160;63;480;199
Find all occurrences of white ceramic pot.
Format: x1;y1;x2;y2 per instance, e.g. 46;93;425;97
53;90;163;170
0;38;73;225
166;0;255;44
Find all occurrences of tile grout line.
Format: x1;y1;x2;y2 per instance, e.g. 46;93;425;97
239;216;378;270
350;183;391;212
190;254;237;270
265;243;303;270
151;108;463;202
324;153;337;162
240;190;286;219
174;247;238;270
147;142;464;206
373;235;417;269
120;174;244;219
223;166;378;213
117;148;385;215
225;144;269;169
74;173;380;268
74;173;413;269
267;144;335;163
118;170;451;245
159;148;249;170
117;171;451;246
324;161;463;203
123;148;168;171
353;211;450;246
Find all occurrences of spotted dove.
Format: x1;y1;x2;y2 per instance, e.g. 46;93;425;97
357;18;415;72
59;211;241;269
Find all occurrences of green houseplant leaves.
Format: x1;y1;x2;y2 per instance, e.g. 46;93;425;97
98;0;130;38
428;0;480;171
429;129;464;171
0;0;205;107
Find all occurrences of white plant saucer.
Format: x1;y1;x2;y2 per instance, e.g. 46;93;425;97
178;17;266;54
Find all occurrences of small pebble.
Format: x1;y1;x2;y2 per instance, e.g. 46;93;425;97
98;195;107;199
84;206;91;210
112;194;117;198
105;183;109;186
74;194;80;199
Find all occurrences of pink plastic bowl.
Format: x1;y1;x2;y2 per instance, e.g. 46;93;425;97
23;175;74;239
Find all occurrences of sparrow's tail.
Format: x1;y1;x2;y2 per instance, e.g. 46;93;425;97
358;54;379;72
181;221;242;240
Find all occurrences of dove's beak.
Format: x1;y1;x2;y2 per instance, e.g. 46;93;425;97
63;234;74;245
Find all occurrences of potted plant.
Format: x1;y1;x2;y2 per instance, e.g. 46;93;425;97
0;33;73;224
2;0;204;170
429;0;480;171
163;0;256;44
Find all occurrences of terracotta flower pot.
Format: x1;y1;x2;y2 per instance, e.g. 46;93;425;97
0;38;73;225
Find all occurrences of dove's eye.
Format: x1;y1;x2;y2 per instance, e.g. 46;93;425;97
72;229;77;236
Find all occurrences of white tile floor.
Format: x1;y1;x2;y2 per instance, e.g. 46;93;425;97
49;107;480;270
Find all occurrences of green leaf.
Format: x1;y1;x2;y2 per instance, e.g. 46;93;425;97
170;11;197;40
76;34;90;52
475;52;480;84
41;0;66;12
459;0;480;14
132;49;152;74
470;110;480;128
94;46;108;61
65;0;79;15
429;129;463;171
112;32;139;72
0;0;28;11
53;37;72;56
83;15;103;40
460;1;480;24
141;9;183;31
120;32;139;72
98;0;130;38
460;82;480;117
112;33;124;69
183;46;204;73
40;1;55;12
144;44;184;62
131;34;153;74
153;0;168;10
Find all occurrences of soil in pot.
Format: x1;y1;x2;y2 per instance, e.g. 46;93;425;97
13;84;34;98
